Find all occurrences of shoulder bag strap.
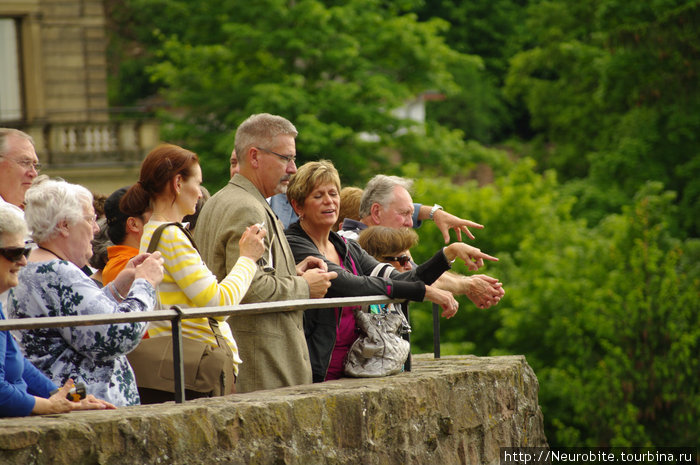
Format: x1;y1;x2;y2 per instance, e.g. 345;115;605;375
207;317;233;359
370;262;394;278
369;262;406;318
147;222;199;253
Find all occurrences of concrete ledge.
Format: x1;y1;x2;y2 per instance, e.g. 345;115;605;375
0;355;547;465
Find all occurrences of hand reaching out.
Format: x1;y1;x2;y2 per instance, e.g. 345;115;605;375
433;209;484;243
444;243;498;271
463;274;505;309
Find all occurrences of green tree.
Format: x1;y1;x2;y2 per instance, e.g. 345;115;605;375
495;179;700;446
504;0;700;235
413;0;530;143
114;0;484;190
407;157;566;356
407;159;699;446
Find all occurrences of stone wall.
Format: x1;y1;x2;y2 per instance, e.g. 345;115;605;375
0;355;547;465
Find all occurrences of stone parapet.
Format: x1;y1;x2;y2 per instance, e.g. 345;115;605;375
0;355;547;465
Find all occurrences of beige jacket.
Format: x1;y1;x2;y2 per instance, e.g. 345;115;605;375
194;174;312;392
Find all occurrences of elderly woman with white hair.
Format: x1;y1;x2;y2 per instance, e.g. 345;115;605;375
0;204;115;416
8;179;164;406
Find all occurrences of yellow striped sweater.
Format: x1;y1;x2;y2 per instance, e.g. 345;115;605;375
140;221;257;375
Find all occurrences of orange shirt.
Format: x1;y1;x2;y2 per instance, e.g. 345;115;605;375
102;245;140;285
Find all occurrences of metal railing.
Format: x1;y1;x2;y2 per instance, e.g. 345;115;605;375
0;295;430;404
433;303;441;359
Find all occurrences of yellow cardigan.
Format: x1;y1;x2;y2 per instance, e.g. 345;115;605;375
140;221;256;375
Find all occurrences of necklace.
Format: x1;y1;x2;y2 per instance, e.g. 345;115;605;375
299;221;337;261
38;246;65;261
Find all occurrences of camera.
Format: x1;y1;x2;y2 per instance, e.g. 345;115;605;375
50;382;87;402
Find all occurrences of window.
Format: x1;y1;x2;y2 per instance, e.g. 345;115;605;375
0;18;23;122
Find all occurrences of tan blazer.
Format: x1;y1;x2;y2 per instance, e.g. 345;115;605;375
194;174;312;392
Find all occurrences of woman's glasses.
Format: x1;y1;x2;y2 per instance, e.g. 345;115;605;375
384;255;411;266
0;246;32;263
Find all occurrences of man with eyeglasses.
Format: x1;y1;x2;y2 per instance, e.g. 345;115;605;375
345;174;505;310
195;113;337;393
271;174;482;242
0;128;40;310
0;129;41;212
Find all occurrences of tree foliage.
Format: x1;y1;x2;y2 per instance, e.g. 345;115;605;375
409;164;699;447
504;0;700;235
110;0;485;190
413;0;529;143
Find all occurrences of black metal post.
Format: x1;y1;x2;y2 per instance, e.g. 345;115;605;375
432;303;440;358
170;306;186;403
401;301;411;372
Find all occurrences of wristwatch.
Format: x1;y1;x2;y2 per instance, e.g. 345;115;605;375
429;204;443;220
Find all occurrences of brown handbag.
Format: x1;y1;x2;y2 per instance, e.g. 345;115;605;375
126;222;235;397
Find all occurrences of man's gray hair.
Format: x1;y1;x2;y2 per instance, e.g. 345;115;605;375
0;204;28;245
0;128;35;157
24;179;93;243
359;175;413;218
234;113;297;164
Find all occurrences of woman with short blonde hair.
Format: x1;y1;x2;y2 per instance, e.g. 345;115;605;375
285;160;462;382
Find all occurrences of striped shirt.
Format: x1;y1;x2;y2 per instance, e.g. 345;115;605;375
141;221;257;375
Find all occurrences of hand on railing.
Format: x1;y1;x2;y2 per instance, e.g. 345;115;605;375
424;285;458;319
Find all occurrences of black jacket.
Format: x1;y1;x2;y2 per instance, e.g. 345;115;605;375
285;221;450;382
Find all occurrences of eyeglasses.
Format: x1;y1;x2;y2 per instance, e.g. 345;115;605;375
0;246;32;263
384;255;411;266
83;213;98;224
0;156;41;173
255;147;296;164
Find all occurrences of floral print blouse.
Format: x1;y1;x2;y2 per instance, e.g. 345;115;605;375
8;259;155;406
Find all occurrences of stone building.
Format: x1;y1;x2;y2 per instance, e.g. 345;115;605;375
0;0;158;194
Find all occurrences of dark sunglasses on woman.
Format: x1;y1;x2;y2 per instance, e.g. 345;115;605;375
384;255;411;266
0;246;32;263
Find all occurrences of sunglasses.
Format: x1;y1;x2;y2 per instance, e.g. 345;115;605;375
0;246;32;263
384;255;411;266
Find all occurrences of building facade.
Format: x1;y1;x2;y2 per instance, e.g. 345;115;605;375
0;0;158;194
